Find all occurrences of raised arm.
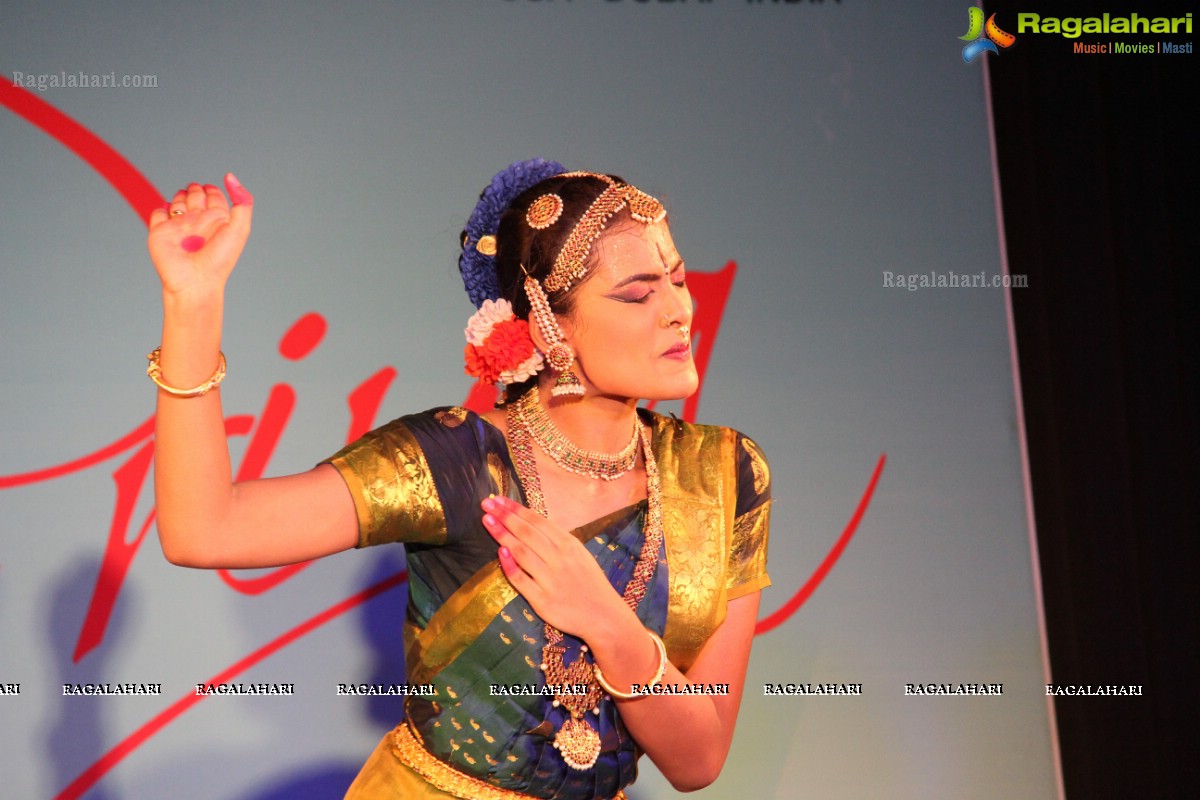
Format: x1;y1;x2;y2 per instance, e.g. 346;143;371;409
148;176;358;568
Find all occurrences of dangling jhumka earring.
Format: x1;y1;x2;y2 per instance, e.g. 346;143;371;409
523;194;585;398
523;272;585;398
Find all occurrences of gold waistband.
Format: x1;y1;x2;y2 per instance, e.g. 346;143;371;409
391;723;627;800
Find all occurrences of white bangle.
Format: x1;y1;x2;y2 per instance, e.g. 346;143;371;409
593;630;667;700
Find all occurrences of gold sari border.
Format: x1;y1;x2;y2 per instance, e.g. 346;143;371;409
408;562;518;687
407;503;645;687
391;723;627;800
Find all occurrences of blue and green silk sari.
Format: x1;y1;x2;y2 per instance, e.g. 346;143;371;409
327;406;771;800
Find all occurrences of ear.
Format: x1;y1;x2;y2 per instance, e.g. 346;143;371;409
527;311;573;352
527;314;553;353
555;311;576;343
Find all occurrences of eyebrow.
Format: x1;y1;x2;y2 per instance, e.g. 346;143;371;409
611;272;663;289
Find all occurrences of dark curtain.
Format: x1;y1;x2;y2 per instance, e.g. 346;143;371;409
985;3;1197;797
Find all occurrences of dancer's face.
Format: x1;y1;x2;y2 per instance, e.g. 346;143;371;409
560;216;698;402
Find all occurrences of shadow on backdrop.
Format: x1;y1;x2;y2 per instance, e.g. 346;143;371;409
45;556;127;800
243;549;408;799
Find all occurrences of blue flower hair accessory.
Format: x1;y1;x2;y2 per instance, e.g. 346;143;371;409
460;158;565;309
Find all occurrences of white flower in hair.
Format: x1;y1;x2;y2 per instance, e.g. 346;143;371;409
500;350;545;385
465;298;518;346
463;297;545;385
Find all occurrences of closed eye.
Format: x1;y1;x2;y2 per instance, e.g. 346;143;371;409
612;289;653;303
670;262;687;288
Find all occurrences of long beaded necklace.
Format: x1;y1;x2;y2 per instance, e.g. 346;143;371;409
505;388;665;770
517;387;641;480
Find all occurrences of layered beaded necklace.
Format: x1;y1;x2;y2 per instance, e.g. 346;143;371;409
505;388;665;770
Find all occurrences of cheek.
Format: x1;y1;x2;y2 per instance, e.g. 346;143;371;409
576;313;645;366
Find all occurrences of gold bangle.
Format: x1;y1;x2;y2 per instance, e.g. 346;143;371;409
593;630;667;701
146;347;226;397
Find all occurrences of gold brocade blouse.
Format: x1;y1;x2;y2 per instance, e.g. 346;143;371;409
324;407;771;799
325;406;771;673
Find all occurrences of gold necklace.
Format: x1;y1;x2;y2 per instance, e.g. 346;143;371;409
505;389;664;770
515;388;640;481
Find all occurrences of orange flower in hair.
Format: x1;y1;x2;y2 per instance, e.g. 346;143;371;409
463;300;544;385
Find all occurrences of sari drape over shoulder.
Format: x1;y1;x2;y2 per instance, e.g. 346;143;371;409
325;406;771;800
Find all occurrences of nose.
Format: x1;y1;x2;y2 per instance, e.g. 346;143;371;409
665;281;693;326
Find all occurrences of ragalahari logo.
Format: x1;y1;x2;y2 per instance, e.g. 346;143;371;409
960;7;1017;62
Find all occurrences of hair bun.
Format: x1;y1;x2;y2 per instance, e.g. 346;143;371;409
459;159;566;309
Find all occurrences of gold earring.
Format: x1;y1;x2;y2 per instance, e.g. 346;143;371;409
525;276;584;398
552;368;585;398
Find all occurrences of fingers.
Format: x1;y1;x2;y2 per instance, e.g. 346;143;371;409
185;182;207;212
482;505;549;575
483;496;556;545
496;545;550;609
225;172;254;237
159;175;248;222
497;545;528;584
167;190;187;217
225;172;253;207
481;497;562;567
204;183;229;213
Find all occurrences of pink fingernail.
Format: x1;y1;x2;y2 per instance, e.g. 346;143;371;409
483;513;498;529
499;546;512;560
482;497;497;512
181;235;205;253
225;173;253;207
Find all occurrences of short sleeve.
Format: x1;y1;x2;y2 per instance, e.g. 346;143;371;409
726;433;772;599
323;417;448;549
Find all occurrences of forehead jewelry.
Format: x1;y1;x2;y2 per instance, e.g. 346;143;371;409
541;173;667;294
526;194;564;229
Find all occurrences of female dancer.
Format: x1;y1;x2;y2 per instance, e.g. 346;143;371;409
147;160;771;799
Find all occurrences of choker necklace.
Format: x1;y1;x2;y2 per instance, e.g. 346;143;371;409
515;388;640;481
506;388;664;770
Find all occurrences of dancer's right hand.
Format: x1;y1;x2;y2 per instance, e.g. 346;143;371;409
147;173;254;297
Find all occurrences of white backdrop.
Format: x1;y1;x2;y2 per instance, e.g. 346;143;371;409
2;2;1058;798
